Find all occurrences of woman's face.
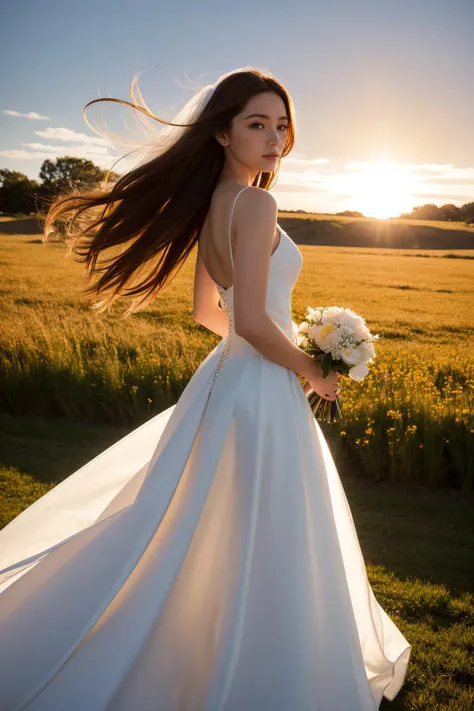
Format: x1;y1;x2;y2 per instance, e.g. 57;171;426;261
222;91;289;172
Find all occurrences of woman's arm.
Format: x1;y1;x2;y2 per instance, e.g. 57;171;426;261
231;188;321;382
194;304;229;339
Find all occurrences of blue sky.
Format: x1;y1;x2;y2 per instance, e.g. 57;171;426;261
1;0;473;217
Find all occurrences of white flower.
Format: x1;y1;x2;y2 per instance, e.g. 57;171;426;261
306;307;322;323
298;321;310;334
339;309;363;332
321;307;343;325
308;323;323;343
297;335;308;347
308;322;339;350
349;362;370;381
324;327;342;349
355;321;371;340
340;346;360;365
358;341;376;361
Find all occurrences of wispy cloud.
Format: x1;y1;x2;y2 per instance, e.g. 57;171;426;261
0;125;120;167
2;110;50;120
346;160;474;182
0;122;153;172
34;126;111;146
0;149;41;160
0;147;117;163
22;141;112;155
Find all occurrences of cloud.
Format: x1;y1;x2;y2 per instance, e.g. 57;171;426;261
0;124;123;167
0;150;40;160
21;142;112;155
0;144;119;166
0;122;156;173
346;160;474;182
2;110;50;120
282;154;331;170
34;126;111;146
418;192;474;202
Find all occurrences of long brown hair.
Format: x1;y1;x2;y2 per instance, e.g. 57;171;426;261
41;67;296;318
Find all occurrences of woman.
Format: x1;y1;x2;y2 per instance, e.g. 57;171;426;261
0;66;411;710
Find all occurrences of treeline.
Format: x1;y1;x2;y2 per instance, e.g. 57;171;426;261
0;157;120;216
279;204;474;224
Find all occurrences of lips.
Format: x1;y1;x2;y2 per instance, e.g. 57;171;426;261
263;154;279;158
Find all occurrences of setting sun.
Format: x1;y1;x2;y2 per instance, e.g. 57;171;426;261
338;160;416;219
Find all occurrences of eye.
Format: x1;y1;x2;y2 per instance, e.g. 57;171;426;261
249;122;289;132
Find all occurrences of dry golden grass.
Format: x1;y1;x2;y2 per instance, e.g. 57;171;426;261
1;220;473;488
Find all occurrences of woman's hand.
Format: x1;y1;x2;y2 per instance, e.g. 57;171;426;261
304;363;342;401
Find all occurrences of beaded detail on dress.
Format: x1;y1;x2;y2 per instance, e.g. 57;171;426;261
206;186;251;399
207;286;232;399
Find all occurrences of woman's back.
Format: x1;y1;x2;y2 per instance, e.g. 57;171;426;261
198;183;281;291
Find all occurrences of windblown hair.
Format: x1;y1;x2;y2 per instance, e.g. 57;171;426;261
41;67;296;318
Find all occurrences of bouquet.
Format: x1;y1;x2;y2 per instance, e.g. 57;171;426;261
293;306;380;423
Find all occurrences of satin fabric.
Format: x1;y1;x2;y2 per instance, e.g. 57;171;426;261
0;227;411;711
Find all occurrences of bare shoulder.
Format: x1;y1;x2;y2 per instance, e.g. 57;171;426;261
238;186;277;209
233;186;278;227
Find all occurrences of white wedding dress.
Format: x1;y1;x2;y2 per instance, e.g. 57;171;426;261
0;186;411;711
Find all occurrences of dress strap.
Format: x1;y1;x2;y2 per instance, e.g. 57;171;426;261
228;185;252;269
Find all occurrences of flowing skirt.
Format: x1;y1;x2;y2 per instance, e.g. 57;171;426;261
0;339;411;711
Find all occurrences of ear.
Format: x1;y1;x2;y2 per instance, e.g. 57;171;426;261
214;131;228;148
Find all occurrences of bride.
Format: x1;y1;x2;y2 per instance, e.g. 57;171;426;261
0;66;411;711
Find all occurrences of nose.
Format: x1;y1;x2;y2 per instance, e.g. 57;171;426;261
267;127;280;144
266;139;280;152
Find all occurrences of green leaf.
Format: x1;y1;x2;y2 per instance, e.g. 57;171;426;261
322;352;333;378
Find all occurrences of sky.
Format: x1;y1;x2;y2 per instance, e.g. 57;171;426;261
1;0;473;218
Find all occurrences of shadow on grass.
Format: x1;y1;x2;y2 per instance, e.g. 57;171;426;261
2;412;474;709
1;412;473;598
0;217;42;235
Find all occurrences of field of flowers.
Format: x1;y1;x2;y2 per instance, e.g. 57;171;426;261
1;225;473;490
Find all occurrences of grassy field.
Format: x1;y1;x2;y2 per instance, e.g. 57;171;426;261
277;211;474;251
1;216;474;709
279;210;474;229
1;216;473;488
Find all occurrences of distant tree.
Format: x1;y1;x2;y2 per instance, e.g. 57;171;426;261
0;169;40;214
0;159;121;217
460;202;474;224
402;204;440;220
399;201;473;224
35;157;122;222
438;204;463;221
39;157;120;194
336;210;365;218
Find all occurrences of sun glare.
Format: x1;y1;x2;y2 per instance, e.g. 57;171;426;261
339;160;416;219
